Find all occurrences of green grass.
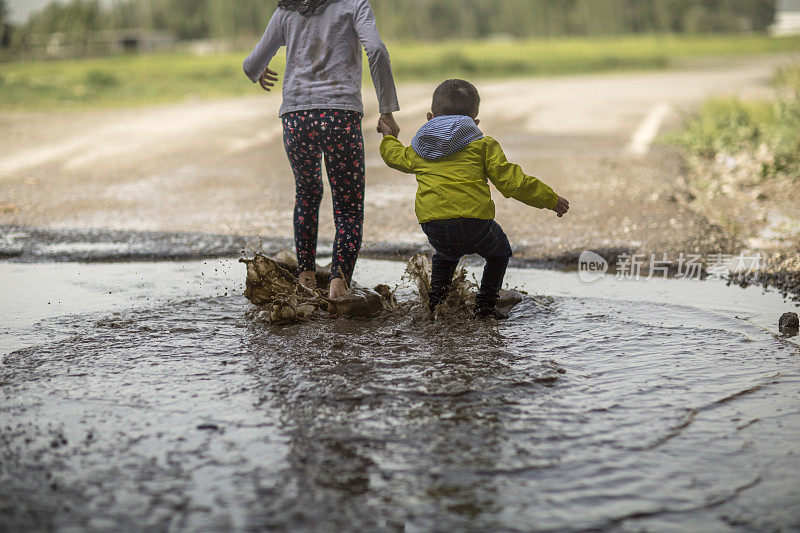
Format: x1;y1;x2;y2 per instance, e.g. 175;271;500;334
0;52;255;109
2;33;800;110
665;63;800;180
387;34;800;79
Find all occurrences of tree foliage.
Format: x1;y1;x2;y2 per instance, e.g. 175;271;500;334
370;0;777;39
0;0;10;48
10;0;778;45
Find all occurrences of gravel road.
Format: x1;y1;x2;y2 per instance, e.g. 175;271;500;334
0;55;797;266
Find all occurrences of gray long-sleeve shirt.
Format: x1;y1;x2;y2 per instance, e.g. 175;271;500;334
243;0;400;116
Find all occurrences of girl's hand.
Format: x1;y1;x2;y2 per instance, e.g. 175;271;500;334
378;118;393;136
259;67;279;91
378;113;399;137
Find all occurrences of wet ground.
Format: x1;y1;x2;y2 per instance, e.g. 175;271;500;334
1;56;796;262
2;56;799;531
2;251;799;532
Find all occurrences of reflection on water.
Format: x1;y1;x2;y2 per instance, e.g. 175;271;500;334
1;260;799;531
246;312;556;531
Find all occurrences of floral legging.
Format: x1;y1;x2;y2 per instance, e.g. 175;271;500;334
281;109;365;283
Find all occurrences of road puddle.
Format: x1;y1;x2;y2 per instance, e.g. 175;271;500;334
1;258;798;530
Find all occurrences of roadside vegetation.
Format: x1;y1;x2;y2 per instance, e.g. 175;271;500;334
667;63;800;181
1;34;800;110
5;0;777;46
664;63;800;245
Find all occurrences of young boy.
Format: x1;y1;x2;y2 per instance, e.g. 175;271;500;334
378;79;569;318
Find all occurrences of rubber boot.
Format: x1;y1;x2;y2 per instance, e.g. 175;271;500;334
473;288;501;319
428;281;451;315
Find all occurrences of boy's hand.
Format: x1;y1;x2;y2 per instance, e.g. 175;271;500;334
554;196;570;217
259;67;279;91
377;113;400;137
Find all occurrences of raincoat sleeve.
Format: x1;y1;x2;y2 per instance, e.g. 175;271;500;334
379;136;416;174
353;0;400;114
483;137;559;210
243;10;285;83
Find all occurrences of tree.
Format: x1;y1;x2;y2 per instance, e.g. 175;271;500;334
9;0;781;51
0;0;9;48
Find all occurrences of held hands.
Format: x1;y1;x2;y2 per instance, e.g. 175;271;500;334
259;67;279;91
554;196;570;217
377;113;400;137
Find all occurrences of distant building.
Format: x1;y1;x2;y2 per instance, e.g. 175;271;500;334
772;0;800;35
29;28;176;58
44;32;67;57
101;29;176;54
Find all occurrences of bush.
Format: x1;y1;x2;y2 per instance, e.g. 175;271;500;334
84;68;119;89
666;64;800;180
668;98;767;156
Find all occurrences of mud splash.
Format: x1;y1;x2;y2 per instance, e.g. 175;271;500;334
402;252;528;319
240;253;392;323
241;251;526;324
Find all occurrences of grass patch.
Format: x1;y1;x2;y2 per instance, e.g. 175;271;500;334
1;33;800;110
0;52;251;109
387;33;800;79
665;63;800;180
662;63;800;241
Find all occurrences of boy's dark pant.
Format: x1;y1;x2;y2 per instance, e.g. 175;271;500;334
420;218;513;313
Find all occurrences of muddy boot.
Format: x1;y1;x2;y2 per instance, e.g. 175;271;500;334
474;289;504;319
428;281;451;315
474;255;510;319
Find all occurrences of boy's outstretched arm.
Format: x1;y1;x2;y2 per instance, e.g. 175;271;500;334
483;137;566;215
379;134;415;174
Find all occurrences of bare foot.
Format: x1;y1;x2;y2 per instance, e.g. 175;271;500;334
329;277;348;300
298;270;316;289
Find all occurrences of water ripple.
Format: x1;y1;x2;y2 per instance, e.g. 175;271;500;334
1;287;799;531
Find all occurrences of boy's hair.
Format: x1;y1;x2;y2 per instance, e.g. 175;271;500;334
431;79;480;118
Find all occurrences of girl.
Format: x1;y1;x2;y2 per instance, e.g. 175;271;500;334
244;0;400;300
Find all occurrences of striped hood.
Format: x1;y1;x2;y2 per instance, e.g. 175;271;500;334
411;115;484;160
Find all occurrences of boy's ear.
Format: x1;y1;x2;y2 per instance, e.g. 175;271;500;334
427;112;434;121
474;118;480;126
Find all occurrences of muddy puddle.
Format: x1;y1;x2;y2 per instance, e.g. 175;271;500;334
1;257;799;531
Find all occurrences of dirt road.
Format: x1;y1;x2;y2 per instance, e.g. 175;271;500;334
0;55;795;263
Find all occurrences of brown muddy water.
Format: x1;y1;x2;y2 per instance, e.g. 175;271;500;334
1;258;799;532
